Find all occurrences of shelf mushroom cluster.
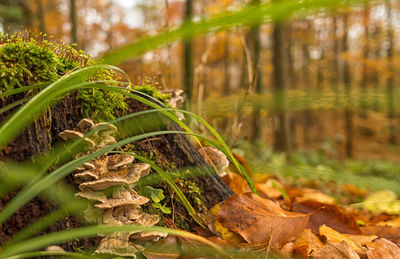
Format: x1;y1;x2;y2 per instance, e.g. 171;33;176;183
59;118;167;257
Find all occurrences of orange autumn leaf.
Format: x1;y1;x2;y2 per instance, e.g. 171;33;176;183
217;193;309;248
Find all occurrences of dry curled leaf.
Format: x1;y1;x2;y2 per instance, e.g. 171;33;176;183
364;238;400;259
216;193;309;248
310;241;360;259
360;225;400;247
319;224;376;253
294;228;324;256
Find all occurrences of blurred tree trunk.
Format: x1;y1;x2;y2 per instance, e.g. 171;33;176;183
223;31;230;96
248;0;263;141
302;20;311;147
371;25;382;111
70;0;78;46
287;24;297;148
36;0;46;33
386;0;396;144
317;51;325;89
332;15;341;109
183;0;194;106
342;13;353;158
272;1;290;153
360;3;370;118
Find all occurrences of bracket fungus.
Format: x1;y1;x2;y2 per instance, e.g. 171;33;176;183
198;146;230;177
59;118;167;257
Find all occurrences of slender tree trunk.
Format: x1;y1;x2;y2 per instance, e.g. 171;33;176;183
360;3;370;118
248;0;263;141
272;3;290;153
342;13;353;158
287;24;297;148
332;16;342;112
70;0;78;46
37;0;46;33
183;0;194;107
317;51;325;89
223;31;230;96
302;20;311;148
371;26;381;111
386;0;396;144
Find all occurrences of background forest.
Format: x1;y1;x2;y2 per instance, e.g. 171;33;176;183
1;0;400;202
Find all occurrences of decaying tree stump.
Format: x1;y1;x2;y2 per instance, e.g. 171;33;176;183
0;92;233;251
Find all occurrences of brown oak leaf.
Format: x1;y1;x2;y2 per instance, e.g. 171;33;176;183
217;193;309;248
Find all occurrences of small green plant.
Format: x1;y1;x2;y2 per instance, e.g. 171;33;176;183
152;202;171;214
137;186;172;214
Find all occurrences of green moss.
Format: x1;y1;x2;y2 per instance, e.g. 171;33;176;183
0;32;126;122
133;85;170;104
176;179;206;213
173;216;190;231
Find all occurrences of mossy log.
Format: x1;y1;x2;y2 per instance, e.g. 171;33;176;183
0;93;233;250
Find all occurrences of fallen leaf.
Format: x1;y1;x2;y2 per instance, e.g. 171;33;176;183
293;201;361;234
319;224;376;253
360;190;400;215
255;179;285;200
310;241;360;259
364;238;400;259
376;217;400;228
206;203;246;245
294;188;336;205
294;228;324;255
217;193;309;248
360;225;400;247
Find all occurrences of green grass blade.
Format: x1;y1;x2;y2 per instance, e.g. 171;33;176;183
0;225;222;258
0;96;31;114
82;84;257;193
7;251;97;259
0;83;48;99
